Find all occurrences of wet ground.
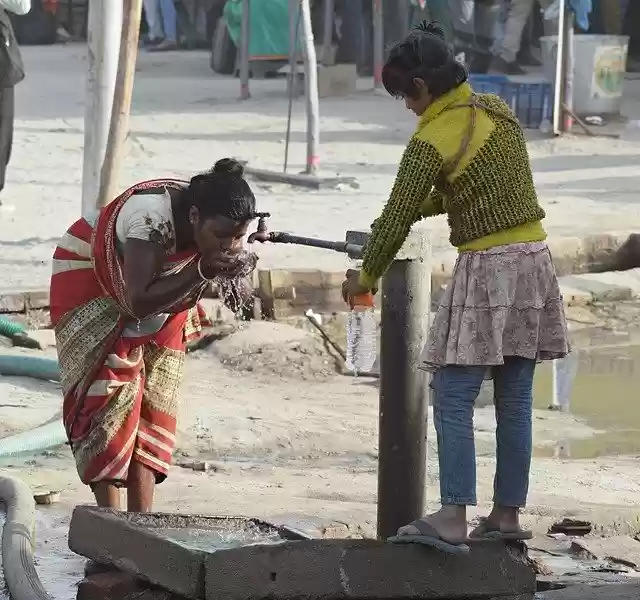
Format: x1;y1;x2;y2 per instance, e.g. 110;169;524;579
532;340;640;459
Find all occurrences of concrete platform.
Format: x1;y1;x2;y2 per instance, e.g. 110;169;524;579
69;506;536;600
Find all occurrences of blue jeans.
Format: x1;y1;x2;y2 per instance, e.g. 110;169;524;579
432;357;536;507
143;0;178;42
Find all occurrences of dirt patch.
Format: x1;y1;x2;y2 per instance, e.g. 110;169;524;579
208;321;341;380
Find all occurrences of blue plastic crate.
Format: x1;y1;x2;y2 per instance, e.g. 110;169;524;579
469;75;553;129
504;81;553;129
468;74;509;97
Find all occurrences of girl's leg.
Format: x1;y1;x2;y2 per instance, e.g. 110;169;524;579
487;356;536;530
399;365;485;542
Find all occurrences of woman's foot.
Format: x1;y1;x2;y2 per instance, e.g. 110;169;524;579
469;506;532;540
397;507;468;545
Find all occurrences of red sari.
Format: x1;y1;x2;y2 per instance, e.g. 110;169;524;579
50;179;208;486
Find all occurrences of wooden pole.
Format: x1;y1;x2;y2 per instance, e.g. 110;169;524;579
300;0;319;175
82;1;122;216
240;0;251;100
96;0;143;208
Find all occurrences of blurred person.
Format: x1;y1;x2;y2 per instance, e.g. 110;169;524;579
143;0;178;51
449;0;501;73
50;159;258;514
491;0;552;74
0;0;30;208
343;21;569;552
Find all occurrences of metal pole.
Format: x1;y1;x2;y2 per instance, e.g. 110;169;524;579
561;9;574;133
373;0;384;90
300;0;320;175
376;257;429;540
97;0;144;209
82;0;122;216
284;0;300;172
322;0;334;66
552;0;566;135
240;0;251;100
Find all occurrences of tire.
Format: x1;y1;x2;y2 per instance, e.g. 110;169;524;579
210;18;237;75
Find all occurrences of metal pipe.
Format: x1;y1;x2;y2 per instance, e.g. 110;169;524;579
376;258;429;540
373;0;384;90
285;0;301;172
552;0;566;135
82;0;122;217
561;8;574;133
300;0;320;174
268;232;363;257
240;0;251;100
322;0;334;66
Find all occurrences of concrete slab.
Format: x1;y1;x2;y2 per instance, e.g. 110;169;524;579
204;538;536;600
68;506;308;600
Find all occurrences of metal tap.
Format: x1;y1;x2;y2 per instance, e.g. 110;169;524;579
247;212;364;258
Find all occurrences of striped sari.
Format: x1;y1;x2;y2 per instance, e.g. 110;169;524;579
50;179;209;486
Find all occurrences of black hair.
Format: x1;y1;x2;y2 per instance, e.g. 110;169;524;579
381;20;468;101
187;158;256;221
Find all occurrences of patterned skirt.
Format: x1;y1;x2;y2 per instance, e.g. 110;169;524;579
420;241;570;372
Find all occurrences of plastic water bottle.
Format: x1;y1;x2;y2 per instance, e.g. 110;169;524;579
346;292;377;375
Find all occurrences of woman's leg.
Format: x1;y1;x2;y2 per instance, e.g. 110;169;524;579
159;0;178;44
92;483;122;509
0;86;14;204
127;460;156;512
399;365;485;542
486;356;535;530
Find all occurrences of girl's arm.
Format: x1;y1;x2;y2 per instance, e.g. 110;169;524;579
359;138;444;289
0;0;31;15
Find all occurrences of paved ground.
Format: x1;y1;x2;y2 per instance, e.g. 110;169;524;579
3;45;640;293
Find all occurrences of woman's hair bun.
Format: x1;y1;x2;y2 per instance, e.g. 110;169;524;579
213;157;244;177
415;20;446;41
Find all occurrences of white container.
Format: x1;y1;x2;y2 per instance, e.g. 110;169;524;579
540;34;629;117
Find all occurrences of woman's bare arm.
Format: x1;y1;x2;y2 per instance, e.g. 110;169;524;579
123;239;203;319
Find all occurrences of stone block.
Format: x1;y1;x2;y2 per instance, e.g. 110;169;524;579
0;290;27;313
317;64;357;98
205;539;535;600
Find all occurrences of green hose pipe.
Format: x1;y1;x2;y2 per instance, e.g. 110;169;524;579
0;316;27;338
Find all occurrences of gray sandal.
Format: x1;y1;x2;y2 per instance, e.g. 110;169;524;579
468;518;533;541
387;519;470;554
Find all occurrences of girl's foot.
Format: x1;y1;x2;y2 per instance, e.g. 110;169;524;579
397;507;468;545
469;507;532;541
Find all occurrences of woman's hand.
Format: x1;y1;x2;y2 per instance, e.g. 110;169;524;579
199;252;247;280
341;269;376;304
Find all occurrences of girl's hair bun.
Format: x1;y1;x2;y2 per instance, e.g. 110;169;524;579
415;20;446;41
213;157;244;177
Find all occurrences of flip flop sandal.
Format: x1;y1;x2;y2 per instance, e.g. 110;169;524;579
468;518;533;542
387;519;470;554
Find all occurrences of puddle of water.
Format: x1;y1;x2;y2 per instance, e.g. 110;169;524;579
153;524;285;552
533;344;640;459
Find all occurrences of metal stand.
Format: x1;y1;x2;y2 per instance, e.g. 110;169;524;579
347;229;430;540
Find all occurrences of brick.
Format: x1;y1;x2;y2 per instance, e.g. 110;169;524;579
0;291;27;313
317;64;357;98
204;539;535;600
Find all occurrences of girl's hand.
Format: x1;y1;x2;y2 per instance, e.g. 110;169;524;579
341;269;376;304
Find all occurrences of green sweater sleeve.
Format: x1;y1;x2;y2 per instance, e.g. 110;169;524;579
360;138;444;288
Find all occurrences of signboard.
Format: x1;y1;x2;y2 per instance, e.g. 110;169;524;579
591;45;627;99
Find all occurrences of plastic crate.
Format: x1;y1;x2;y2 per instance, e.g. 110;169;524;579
468;74;509;97
504;81;553;129
469;75;552;129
